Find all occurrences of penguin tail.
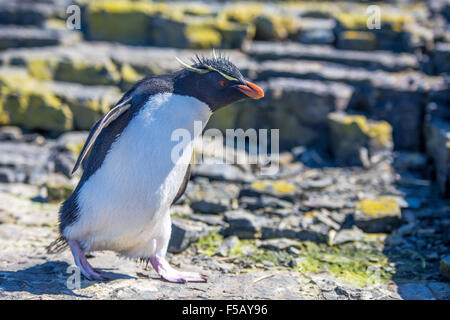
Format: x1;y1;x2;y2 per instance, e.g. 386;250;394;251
46;236;69;254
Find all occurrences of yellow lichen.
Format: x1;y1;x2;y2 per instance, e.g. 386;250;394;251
185;25;222;49
356;196;401;217
342;30;376;41
221;3;264;24
251;180;269;191
272;180;296;195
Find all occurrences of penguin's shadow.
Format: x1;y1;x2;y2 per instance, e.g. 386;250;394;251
0;261;133;297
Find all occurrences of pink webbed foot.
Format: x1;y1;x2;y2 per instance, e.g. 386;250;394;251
150;256;207;283
68;240;109;281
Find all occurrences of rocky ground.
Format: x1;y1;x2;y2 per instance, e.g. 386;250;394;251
0;128;449;300
0;0;449;300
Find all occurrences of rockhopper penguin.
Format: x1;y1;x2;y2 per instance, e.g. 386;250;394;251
49;53;264;282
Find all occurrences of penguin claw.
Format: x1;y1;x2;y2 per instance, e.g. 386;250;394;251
68;240;110;282
149;256;208;283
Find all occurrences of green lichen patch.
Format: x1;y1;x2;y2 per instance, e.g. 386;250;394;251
46;184;74;203
185;25;222;49
86;0;165;45
0;72;73;131
196;234;395;287
196;231;224;256
292;241;394;287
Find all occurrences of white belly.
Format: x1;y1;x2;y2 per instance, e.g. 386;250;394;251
64;93;211;257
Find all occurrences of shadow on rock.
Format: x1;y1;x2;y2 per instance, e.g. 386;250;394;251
381;169;450;300
0;261;133;297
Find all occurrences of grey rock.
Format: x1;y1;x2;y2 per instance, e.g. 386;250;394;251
0;126;23;141
52;152;75;178
300;176;333;190
168;218;210;253
239;195;292;210
259;238;301;251
189;214;225;226
244;41;418;72
302;198;346;210
191;163;254;183
332;227;365;245
0;26;80;50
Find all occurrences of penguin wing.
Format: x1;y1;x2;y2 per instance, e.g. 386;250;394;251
172;164;191;205
71;98;132;175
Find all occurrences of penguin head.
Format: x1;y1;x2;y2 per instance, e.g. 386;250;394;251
174;53;264;111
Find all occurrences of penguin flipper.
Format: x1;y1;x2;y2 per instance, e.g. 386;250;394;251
71;98;132;175
172;164;191;205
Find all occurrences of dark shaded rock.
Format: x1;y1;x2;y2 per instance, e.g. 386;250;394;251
190;199;229;214
425;118;450;196
327;112;393;166
233;78;352;148
394;151;428;172
0;167;15;183
432;42;450;75
440;255;450;281
337;31;377;51
354;197;402;233
53;152;75;178
224;209;265;239
427;282;450;299
168;218;210;253
397;283;436;300
0;2;55;26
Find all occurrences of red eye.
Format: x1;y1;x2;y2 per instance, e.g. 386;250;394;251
220;81;227;87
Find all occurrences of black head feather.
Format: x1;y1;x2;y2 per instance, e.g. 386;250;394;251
189;52;245;83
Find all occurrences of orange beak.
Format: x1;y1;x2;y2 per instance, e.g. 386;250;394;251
237;81;264;99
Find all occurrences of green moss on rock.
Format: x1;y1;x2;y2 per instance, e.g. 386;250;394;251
47;184;74;203
327;113;393;166
54;58;120;86
185;25;222;49
196;231;224;256
85;0;165;45
0;72;73;131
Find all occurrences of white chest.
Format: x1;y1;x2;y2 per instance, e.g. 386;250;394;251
65;93;211;256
